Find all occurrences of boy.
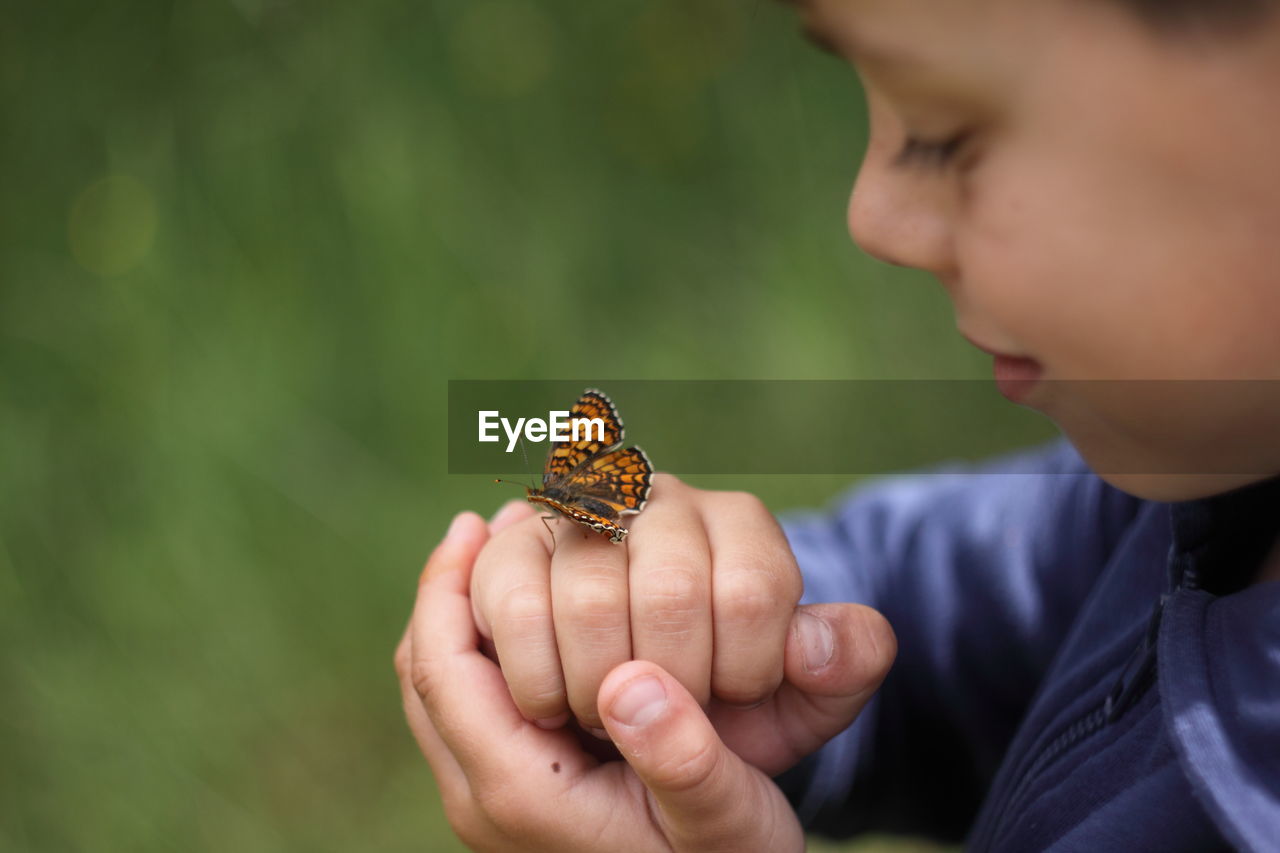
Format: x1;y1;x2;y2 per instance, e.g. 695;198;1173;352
396;0;1280;849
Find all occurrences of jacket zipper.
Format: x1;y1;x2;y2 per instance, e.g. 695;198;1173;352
982;568;1195;850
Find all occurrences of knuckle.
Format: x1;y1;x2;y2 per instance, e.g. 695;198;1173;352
408;658;439;704
721;490;769;518
510;659;567;706
502;513;549;542
651;735;722;794
496;582;551;629
563;574;629;631
651;471;682;496
393;640;410;681
715;570;783;627
517;682;567;713
645;565;705;603
637;566;706;629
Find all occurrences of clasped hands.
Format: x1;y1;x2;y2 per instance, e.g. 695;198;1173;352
395;475;895;852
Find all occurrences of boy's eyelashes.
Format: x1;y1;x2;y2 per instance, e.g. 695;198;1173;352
893;131;970;171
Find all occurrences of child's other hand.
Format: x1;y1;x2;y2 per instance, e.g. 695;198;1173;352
469;475;895;775
396;511;894;851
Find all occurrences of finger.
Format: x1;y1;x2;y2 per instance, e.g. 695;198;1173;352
705;493;803;706
774;603;896;755
625;477;713;708
600;661;803;853
470;514;569;726
709;602;897;775
551;518;632;730
396;629;470;798
409;512;545;788
490;499;536;534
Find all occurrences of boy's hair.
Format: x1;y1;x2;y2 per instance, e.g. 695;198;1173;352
1114;0;1276;34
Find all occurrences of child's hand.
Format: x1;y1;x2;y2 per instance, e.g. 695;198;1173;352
472;475;803;732
468;475;895;775
396;511;894;851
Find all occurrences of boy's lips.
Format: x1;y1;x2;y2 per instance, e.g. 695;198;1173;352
961;333;1044;403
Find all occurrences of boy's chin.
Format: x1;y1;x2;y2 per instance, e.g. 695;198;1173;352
1055;411;1280;502
1096;471;1274;502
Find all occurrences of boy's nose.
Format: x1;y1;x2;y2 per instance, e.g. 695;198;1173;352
846;164;956;276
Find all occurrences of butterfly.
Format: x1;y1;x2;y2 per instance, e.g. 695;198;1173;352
525;389;653;543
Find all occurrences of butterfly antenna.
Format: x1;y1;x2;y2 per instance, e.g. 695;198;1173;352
518;433;537;490
488;435;535;489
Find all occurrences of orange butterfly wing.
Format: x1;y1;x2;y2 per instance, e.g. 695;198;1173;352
568;447;653;516
543;389;625;485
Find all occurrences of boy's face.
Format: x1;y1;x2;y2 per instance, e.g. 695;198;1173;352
796;0;1280;499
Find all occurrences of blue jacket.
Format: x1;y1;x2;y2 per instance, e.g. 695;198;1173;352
777;440;1280;852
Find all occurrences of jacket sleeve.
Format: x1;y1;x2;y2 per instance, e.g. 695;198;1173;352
773;439;1144;841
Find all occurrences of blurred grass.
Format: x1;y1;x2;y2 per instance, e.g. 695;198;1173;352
0;0;1002;849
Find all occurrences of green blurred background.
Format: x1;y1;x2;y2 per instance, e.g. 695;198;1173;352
0;0;1015;849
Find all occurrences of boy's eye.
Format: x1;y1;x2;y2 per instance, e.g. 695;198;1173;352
893;132;970;171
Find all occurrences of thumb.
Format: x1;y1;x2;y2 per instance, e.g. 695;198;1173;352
599;661;803;853
773;603;897;761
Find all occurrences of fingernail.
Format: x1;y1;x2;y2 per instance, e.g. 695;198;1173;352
610;676;667;728
533;712;569;730
797;611;834;673
587;726;611;740
445;512;470;542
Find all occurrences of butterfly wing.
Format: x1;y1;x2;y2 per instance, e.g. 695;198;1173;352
543;389;626;486
564;446;654;517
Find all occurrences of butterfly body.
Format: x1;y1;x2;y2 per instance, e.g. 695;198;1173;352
526;389;653;544
526;493;629;543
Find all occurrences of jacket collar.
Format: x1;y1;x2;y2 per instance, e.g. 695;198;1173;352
1167;475;1280;595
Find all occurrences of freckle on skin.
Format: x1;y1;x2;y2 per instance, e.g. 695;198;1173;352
552;762;561;773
